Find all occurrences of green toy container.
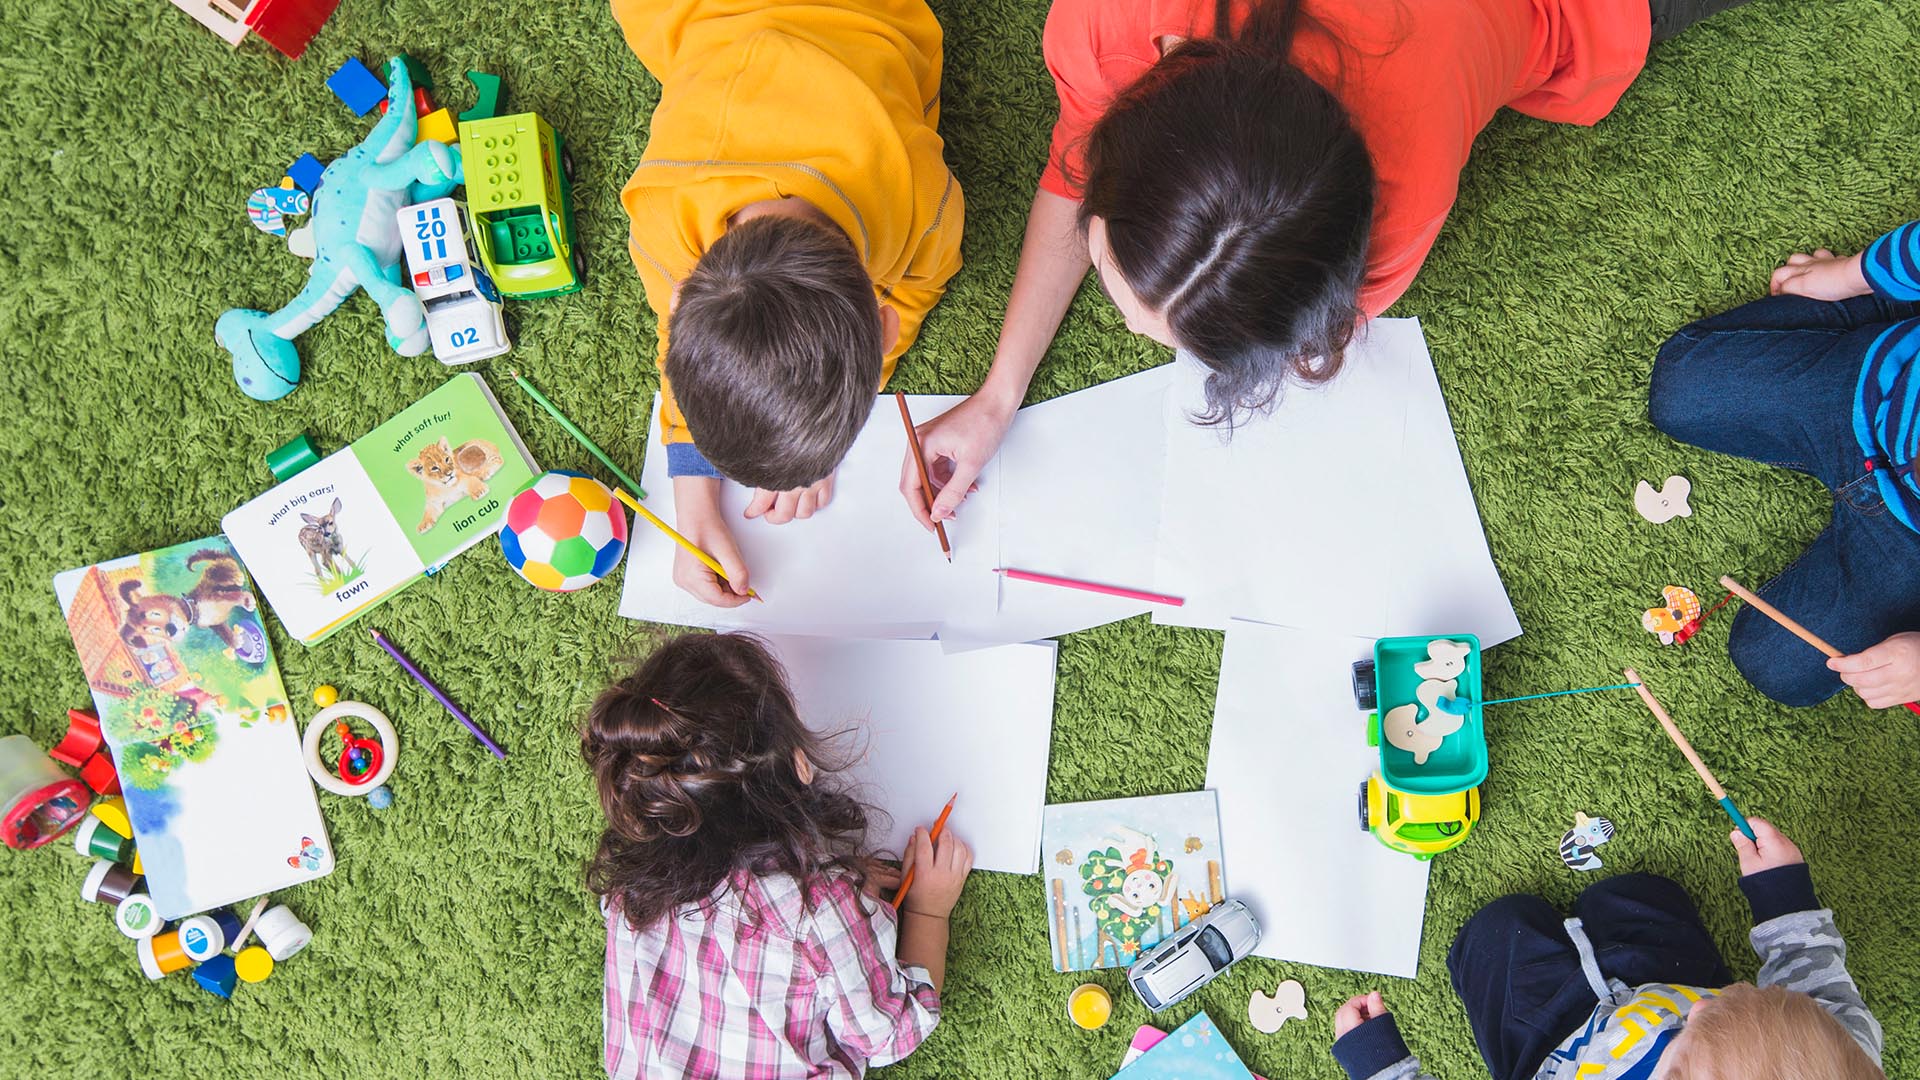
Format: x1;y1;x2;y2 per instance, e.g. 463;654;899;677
1371;634;1487;796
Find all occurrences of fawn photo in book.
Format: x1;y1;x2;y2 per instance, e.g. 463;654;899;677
224;374;537;644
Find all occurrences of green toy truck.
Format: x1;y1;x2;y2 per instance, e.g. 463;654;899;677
457;112;584;299
1351;634;1489;860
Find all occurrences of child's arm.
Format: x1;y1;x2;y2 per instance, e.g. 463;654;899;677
1827;632;1920;709
809;871;944;1069
668;477;754;608
1328;993;1438;1080
1771;219;1920;302
1732;818;1885;1066
894;826;973;992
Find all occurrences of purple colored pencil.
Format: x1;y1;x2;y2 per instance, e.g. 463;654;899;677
369;628;507;759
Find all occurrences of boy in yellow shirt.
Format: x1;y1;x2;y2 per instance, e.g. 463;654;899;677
614;0;965;607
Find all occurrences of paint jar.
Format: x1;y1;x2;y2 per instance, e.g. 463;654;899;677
254;904;312;961
115;894;162;940
138;930;193;980
73;816;130;862
0;735;89;850
1068;983;1113;1030
80;859;143;906
177;915;228;962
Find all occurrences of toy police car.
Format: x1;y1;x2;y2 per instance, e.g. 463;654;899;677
1126;898;1261;1012
396;198;511;365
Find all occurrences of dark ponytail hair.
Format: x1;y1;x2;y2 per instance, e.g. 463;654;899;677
1078;0;1375;425
582;633;873;931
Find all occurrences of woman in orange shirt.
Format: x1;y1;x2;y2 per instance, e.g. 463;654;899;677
901;0;1749;528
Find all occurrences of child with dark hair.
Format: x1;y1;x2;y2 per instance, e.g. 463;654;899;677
901;0;1751;530
1327;819;1883;1080
614;0;964;608
1650;229;1920;708
584;633;973;1080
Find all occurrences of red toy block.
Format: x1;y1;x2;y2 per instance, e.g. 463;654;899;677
245;0;341;61
49;709;102;768
78;753;121;797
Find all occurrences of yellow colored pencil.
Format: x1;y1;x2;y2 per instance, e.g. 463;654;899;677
613;487;762;602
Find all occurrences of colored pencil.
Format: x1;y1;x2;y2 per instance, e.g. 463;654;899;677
895;394;950;562
612;487;762;603
1051;879;1069;971
507;370;645;500
369;629;507;760
1720;575;1920;715
892;792;958;911
995;567;1185;607
1623;668;1755;840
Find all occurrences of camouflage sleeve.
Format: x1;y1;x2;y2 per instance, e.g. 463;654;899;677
1749;910;1883;1065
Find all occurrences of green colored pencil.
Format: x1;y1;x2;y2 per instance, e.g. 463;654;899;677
508;369;647;500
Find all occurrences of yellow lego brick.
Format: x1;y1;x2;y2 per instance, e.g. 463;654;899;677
417;108;458;145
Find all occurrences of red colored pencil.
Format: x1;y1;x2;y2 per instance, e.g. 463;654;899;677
995;567;1185;607
896;394;951;562
891;792;957;911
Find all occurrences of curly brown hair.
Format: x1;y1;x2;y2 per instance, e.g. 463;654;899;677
582;633;876;931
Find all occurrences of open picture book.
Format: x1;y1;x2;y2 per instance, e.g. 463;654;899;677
223;373;537;644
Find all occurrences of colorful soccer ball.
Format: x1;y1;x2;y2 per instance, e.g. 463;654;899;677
499;471;629;591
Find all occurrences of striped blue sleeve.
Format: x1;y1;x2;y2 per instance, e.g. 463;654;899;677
1863;222;1920;301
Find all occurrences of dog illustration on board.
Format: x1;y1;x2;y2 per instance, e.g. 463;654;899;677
408;436;504;533
117;550;259;658
297;497;352;580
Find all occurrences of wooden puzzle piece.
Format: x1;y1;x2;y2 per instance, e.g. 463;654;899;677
1558;812;1615;871
1413;639;1469;681
1383;701;1464;764
1634;475;1692;524
1248;979;1307;1033
1641;585;1702;645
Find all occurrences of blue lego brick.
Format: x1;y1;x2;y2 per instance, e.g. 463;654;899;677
327;58;387;116
193;954;238;999
286;153;326;195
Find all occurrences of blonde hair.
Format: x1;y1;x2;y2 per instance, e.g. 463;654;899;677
1660;983;1883;1080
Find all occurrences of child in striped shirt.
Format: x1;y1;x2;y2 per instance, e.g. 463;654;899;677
583;633;973;1080
1649;227;1920;709
1325;818;1883;1080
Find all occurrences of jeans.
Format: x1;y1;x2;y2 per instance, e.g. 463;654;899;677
1447;874;1731;1080
1650;293;1920;706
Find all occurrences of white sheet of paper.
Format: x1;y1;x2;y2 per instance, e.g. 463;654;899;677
939;365;1175;651
1207;620;1430;977
618;395;1000;636
764;636;1057;875
1152;320;1418;635
1381;348;1522;646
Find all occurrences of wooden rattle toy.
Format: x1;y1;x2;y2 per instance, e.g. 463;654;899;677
301;701;397;797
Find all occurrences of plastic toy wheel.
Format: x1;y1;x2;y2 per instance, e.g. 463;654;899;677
562;147;577;183
1350;660;1377;711
1357;780;1371;832
571;242;588;289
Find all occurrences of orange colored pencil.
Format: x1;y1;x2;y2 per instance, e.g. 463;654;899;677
891;792;958;911
896;394;951;562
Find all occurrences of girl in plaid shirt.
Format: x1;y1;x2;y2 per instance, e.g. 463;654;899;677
583;633;974;1080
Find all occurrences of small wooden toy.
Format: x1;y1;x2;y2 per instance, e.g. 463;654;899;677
311;684;339;708
301;701;397;796
1067;983;1112;1030
234;945;275;984
193;953;240;999
114;893;162;939
73;816;130;862
458;71;506;124
1625;668;1757;841
253;904;313;961
1642;585;1703;646
0;734;89;849
1558;812;1615;871
266;433;321;484
1633;475;1693;523
138;929;194;980
1248;980;1307;1034
48;709;102;768
327;58;387;116
90;796;132;839
77;752;120;796
81;860;143;906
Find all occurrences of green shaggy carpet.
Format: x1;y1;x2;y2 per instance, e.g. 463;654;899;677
2;1;1916;1077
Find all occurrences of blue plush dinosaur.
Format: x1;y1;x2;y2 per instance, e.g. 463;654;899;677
218;58;464;401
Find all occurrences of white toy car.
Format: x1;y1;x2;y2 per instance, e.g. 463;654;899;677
397;198;511;365
1126;898;1261;1012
